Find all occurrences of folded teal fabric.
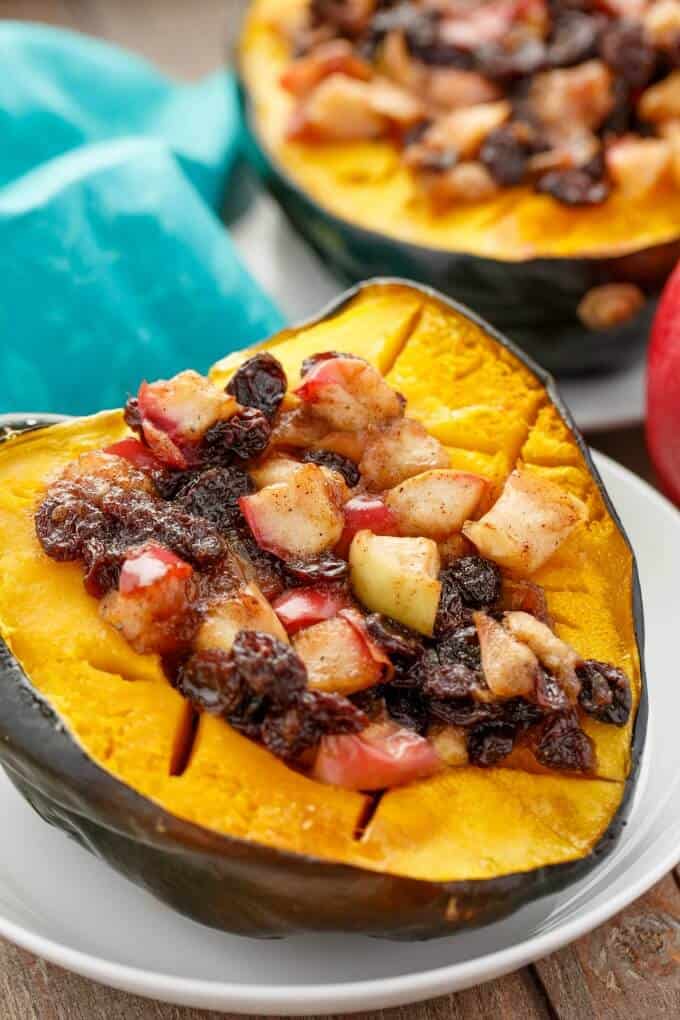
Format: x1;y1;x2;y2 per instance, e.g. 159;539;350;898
0;24;284;416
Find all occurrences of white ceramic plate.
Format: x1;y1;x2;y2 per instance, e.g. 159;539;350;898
231;189;647;434
0;453;678;1014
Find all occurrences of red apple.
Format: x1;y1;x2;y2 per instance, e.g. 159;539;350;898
104;438;164;472
295;355;404;431
273;586;352;635
384;469;487;540
647;259;680;506
336;494;398;557
239;464;345;559
119;543;193;596
359;418;450;490
293;614;391;696
313;721;443;791
136;370;238;468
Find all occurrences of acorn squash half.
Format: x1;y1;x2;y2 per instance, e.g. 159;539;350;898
237;0;679;375
0;281;646;938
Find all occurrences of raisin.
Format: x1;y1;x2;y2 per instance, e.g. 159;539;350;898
535;711;595;772
434;573;466;638
476;38;545;80
230;630;307;707
480;124;530;186
229;528;288;601
384;685;429;734
226;353;287;422
176;648;246;715
501;697;544;730
351;686;387;721
421;656;480;701
467;721;516;766
302;448;360;487
35;485;101;561
202;408;271;465
82;543;123;597
364;614;424;665
577;659;632;726
600;21;656;88
152;469;197;501
535;669;571;712
262;689;367;761
536;167;610;205
438;625;482;672
285;554;349;584
547;11;601;68
175;466;253;532
429;698;502;728
601;78;632;138
446;557;502;608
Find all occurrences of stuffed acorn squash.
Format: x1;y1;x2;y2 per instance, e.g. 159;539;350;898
0;281;645;937
239;0;680;373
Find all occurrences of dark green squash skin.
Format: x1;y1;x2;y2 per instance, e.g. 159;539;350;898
0;283;647;938
238;82;677;376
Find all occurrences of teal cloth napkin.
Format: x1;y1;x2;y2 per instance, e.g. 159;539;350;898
0;23;284;416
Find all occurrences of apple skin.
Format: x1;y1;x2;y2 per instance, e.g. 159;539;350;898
313;722;443;791
104;438;164;472
273;586;353;635
119;543;193;596
336;494;399;557
647;261;680;506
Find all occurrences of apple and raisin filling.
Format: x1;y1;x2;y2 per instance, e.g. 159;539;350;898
279;0;680;208
35;350;631;790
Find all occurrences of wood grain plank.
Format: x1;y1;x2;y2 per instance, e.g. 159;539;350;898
534;873;680;1020
0;938;552;1020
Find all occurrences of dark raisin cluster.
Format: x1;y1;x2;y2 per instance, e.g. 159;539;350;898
226;352;287;421
177;631;366;760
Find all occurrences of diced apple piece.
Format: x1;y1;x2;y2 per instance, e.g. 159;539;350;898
359;418;450;490
438;532;476;565
100;543;193;655
606;136;672;197
428;724;469;766
273;585;353;635
104;437;164;472
336;493;399;557
462;469;586;574
504;611;580;703
197;582;288;653
313;721;442;790
385;469;486;540
293;612;390;696
280;39;372;96
295;355;404;431
249;453;303;489
474;611;539;700
137;369;239;466
349;531;441;636
239;463;345;560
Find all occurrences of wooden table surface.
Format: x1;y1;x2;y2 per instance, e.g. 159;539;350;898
0;2;678;1017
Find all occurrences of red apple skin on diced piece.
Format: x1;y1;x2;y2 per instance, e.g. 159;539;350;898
336;494;399;557
293;614;389;696
313;722;443;791
463;469;586;574
385;469;486;540
104;438;164;472
273;586;353;635
239;463;345;560
136;370;238;468
295;355;404;431
119;543;193;596
647;260;680;506
100;544;194;655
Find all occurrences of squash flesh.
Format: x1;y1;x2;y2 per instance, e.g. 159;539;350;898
0;283;640;880
241;0;680;261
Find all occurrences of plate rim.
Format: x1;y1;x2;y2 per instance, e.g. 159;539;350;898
0;451;677;1014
